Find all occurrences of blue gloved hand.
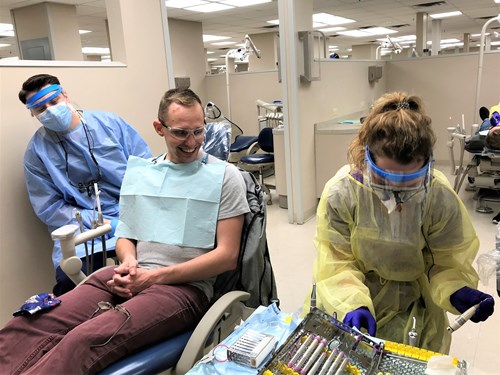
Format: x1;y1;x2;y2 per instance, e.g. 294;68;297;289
343;307;377;336
109;218;119;237
450;286;495;323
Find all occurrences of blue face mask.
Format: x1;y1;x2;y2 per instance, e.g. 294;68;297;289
36;102;73;132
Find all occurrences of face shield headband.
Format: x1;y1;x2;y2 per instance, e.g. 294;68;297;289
26;84;63;110
365;145;431;185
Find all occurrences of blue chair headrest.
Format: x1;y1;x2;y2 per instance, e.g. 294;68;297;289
258;127;274;153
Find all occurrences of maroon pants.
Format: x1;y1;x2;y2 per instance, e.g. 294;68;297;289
0;267;209;374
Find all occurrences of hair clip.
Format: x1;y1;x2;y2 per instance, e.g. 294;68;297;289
396;102;411;110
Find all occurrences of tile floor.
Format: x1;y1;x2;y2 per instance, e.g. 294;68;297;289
264;163;500;375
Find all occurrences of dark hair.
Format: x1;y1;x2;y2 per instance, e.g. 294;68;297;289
19;74;60;104
158;88;203;122
486;127;500;150
348;91;436;169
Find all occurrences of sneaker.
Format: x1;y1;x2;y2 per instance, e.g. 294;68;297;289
492;212;500;224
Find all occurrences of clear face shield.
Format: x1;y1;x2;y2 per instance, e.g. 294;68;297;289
365;146;432;214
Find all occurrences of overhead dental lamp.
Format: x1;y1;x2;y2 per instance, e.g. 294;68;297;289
225;34;261;119
376;35;402;60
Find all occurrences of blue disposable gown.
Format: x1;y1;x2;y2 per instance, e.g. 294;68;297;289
24;110;152;268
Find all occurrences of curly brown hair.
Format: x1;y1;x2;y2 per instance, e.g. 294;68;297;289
348;92;436;170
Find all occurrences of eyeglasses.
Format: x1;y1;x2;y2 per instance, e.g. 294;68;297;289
89;302;131;348
158;118;205;141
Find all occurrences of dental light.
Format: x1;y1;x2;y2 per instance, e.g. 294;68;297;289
225;34;261;118
376;35;402;59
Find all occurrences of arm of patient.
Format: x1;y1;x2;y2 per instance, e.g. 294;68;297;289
107;215;244;298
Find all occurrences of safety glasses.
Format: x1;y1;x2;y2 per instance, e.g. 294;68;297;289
365;146;432;190
158;118;205;141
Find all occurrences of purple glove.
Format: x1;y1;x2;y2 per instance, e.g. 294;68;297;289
450;286;495;323
343;307;377;336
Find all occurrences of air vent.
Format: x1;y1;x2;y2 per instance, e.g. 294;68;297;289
359;25;376;29
262;25;279;29
390;24;411;28
413;1;446;8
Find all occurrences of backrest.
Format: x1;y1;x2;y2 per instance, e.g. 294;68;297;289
205;101;243;144
212;169;278;308
203;121;232;161
258;127;274;153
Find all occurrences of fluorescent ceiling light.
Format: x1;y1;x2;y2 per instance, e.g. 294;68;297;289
207;58;218;62
313;22;330;28
0;23;14;36
82;47;110;54
219;0;272;6
441;42;463;47
203;34;230;42
206;51;215;54
0;23;13;32
495;0;500;3
165;0;207;8
79;29;91;34
363;27;397;35
392;35;416;41
313;13;355;26
319;27;346;33
336;30;372;37
492;41;500;45
186;3;234;12
266;19;279;25
439;38;461;43
0;43;11;48
430;11;462;19
211;41;237;46
397;40;417;45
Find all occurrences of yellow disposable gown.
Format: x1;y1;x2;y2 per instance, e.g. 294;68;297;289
304;165;479;354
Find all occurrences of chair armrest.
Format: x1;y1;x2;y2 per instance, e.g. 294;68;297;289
173;291;251;375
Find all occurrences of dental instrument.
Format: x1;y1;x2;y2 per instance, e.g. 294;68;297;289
447;303;481;333
408;317;419;347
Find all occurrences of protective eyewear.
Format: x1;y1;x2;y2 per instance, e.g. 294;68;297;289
365;145;431;188
158;118;205;141
26;84;63;112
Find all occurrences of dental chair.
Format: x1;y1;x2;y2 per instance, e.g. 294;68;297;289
238;127;275;205
53;171;277;375
204;101;259;164
448;124;500;213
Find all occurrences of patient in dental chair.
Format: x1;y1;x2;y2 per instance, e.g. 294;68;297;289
466;111;500;224
0;88;250;374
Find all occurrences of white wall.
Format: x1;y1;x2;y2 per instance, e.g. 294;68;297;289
205;70;282;135
168;19;207;100
0;0;169;327
385;51;500;163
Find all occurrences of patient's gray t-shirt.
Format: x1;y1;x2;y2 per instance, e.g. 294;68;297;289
135;154;249;301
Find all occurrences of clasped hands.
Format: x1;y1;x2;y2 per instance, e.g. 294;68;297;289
106;257;152;298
